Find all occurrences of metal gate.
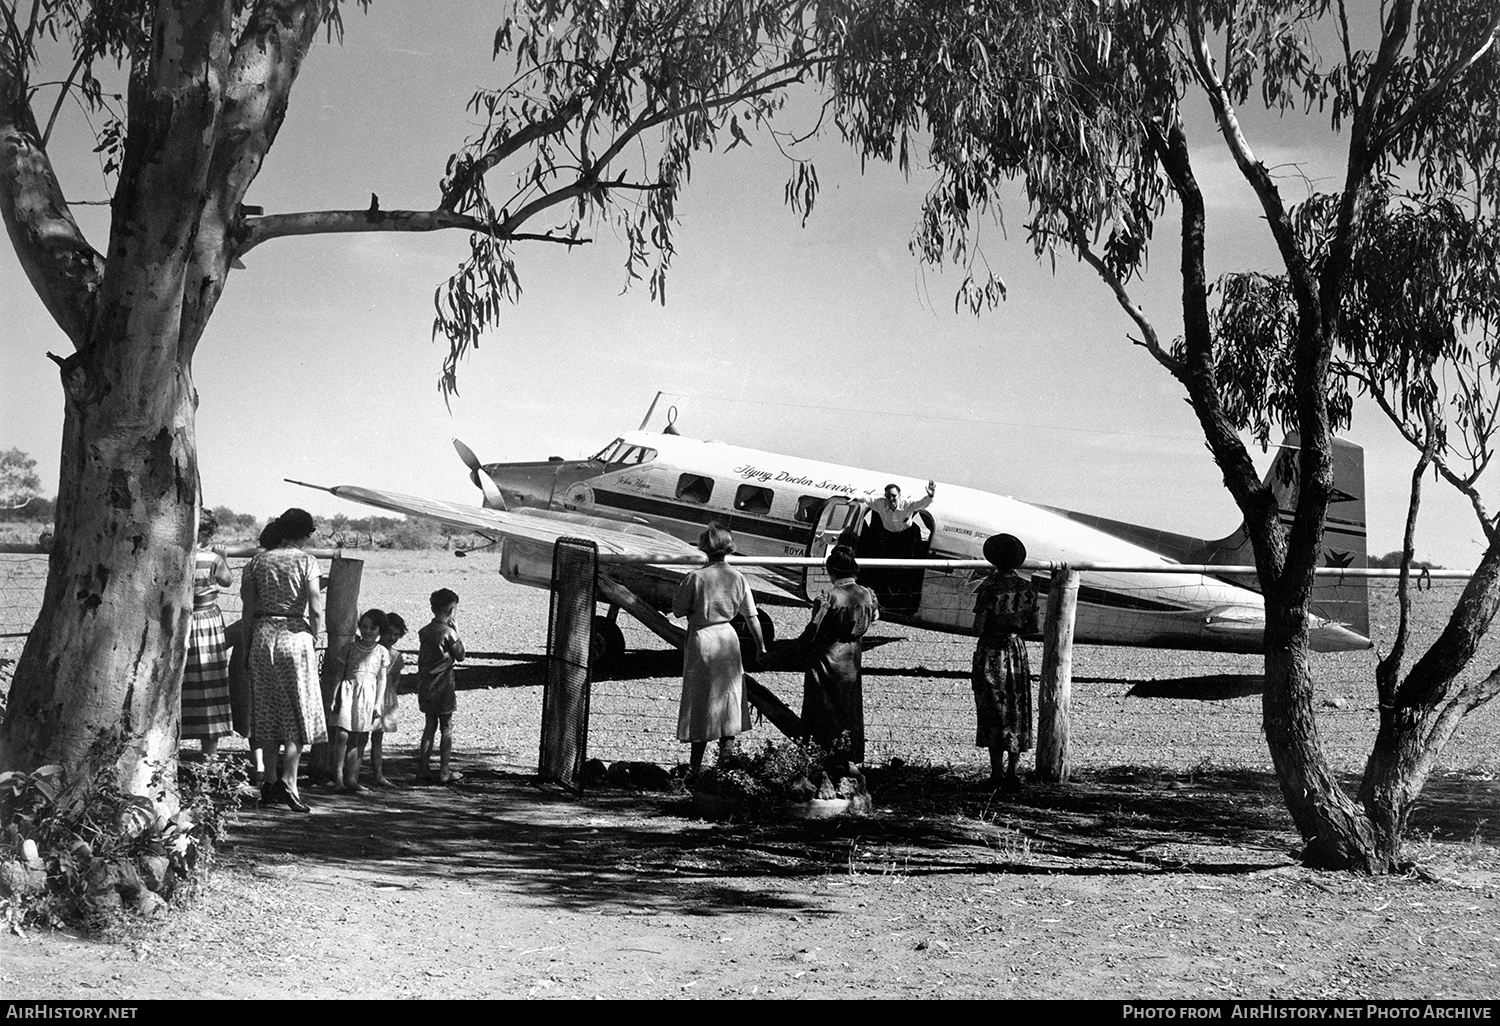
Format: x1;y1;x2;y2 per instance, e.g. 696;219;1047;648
539;537;597;791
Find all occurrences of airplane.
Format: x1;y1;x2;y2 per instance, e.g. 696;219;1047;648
295;404;1372;672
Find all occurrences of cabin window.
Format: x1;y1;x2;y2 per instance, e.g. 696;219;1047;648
734;485;774;515
675;473;715;504
795;496;827;524
623;446;657;465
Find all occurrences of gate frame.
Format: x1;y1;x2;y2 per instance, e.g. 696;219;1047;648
538;537;598;792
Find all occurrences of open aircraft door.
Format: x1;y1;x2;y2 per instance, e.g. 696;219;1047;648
802;499;863;604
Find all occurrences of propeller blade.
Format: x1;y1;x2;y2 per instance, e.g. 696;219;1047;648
453;438;483;471
452;438;506;510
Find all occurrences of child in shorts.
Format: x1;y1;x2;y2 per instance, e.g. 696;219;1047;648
416;588;465;784
369;612;407;788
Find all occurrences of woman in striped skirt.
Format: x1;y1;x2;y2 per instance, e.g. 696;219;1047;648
184;508;235;755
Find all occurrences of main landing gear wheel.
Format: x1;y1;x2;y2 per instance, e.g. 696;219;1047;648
590;616;626;676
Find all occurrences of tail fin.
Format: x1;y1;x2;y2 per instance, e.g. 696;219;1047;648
1206;435;1369;638
1277;435;1370;638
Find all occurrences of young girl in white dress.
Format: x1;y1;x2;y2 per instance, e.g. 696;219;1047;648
328;609;393;791
370;612;407;788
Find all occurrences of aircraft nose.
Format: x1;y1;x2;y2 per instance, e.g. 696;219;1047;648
482;460;597;511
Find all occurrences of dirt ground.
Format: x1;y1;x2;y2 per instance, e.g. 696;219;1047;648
2;757;1498;1000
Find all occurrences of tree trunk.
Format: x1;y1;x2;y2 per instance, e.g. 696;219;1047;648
1261;607;1394;872
0;341;196;795
1356;707;1428;864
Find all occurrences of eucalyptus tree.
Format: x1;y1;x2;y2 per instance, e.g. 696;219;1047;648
0;448;42;509
0;0;819;790
816;0;1500;870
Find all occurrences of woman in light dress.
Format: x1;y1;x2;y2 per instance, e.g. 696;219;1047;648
241;508;325;812
672;525;765;773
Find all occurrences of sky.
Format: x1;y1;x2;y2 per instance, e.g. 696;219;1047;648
0;4;1490;569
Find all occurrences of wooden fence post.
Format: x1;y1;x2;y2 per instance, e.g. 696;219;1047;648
1036;564;1080;783
312;555;363;780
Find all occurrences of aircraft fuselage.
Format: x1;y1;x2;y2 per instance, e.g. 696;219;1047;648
480;430;1371;653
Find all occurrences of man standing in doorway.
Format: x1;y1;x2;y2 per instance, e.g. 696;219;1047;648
859;480;936;615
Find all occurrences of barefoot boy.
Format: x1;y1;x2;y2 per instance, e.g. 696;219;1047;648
416;588;466;783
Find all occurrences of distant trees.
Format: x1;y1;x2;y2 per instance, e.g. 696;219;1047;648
1369;552;1442;572
0;497;54;525
0;449;41;509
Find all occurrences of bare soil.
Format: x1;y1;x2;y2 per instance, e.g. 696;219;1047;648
2;552;1499;999
3;765;1498;1000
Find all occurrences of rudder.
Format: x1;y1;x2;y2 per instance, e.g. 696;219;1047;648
1265;435;1370;639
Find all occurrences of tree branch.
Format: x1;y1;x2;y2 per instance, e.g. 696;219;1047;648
1070;230;1176;376
0;44;102;349
1357;370;1497;538
238;206;593;255
98;0;236;341
1149;107;1278;560
38;50;85;149
180;0;332;357
1185;11;1316;302
1374;9;1500;153
577;0;640;169
438;96;586;213
1376;403;1436;708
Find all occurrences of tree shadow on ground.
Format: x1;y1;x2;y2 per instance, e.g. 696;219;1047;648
222;753;1500;919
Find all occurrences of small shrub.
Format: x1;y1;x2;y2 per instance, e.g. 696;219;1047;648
692;736;867;815
0;731;245;934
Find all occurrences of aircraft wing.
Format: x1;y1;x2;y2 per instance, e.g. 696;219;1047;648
311;484;702;558
304;484;807;604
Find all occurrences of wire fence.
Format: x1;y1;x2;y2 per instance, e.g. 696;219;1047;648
0;554;48;640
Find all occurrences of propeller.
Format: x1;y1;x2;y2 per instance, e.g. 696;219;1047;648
453;438;506;510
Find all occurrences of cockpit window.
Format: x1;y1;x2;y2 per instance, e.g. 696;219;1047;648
590;439;627;463
590;440;658;468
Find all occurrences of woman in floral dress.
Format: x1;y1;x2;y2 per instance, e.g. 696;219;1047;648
242;508;325;812
971;563;1039;791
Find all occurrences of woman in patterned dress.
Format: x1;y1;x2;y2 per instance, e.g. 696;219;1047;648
183;509;234;756
671;525;765;774
971;562;1039;791
242;508;325;812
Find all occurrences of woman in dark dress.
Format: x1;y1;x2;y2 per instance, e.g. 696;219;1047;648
971;567;1039;790
797;546;880;762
